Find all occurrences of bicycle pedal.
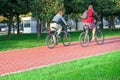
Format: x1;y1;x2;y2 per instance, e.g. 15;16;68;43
56;36;60;39
55;42;58;45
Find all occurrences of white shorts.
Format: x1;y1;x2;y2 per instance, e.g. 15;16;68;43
50;22;62;35
50;23;62;31
82;22;95;29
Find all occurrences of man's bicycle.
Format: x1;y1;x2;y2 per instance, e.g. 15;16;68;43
79;23;104;47
46;25;71;49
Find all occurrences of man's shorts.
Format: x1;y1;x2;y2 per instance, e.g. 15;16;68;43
82;22;95;29
50;22;62;31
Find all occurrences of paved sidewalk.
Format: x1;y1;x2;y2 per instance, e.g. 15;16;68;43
0;37;120;75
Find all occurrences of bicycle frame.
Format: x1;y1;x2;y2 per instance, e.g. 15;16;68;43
46;25;71;48
83;23;101;39
79;22;104;46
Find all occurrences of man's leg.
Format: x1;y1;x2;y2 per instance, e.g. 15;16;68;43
50;23;57;31
50;23;57;43
57;24;62;36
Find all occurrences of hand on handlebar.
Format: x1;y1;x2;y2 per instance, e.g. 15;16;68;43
98;21;102;24
66;24;70;27
66;24;72;29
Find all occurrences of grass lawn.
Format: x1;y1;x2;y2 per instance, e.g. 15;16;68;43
1;50;120;80
0;29;120;51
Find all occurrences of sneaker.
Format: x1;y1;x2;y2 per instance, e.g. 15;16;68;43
91;37;95;42
55;42;58;45
56;35;60;39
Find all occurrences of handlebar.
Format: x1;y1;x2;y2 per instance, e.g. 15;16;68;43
62;25;71;31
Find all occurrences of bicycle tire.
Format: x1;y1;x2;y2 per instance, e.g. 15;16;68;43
95;30;104;45
46;33;56;49
79;32;89;47
62;32;71;46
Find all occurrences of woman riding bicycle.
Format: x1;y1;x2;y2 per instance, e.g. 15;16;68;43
82;5;101;41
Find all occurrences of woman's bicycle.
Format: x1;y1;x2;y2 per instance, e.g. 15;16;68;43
79;23;104;47
46;25;71;49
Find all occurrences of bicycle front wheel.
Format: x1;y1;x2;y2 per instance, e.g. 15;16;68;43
79;32;89;47
46;33;56;49
62;32;71;46
95;30;104;45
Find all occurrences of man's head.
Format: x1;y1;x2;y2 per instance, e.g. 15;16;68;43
57;9;63;16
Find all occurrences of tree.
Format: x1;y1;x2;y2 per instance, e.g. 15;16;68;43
64;0;120;30
64;0;82;30
9;0;31;35
31;0;64;38
95;0;120;30
0;0;15;39
0;0;31;39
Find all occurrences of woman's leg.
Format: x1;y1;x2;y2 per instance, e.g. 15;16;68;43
92;26;96;40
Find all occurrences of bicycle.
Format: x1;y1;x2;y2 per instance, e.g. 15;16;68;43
79;23;104;47
46;25;71;49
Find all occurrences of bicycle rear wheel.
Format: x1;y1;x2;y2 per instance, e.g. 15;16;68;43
46;33;56;49
62;32;71;46
95;30;104;45
79;32;89;47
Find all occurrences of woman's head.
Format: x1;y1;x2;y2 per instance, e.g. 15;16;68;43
88;5;93;10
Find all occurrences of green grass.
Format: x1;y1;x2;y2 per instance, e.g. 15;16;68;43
0;33;46;51
0;29;120;51
1;50;120;80
103;29;120;38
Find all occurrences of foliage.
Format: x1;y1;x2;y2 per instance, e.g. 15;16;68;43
64;0;120;30
64;0;120;17
30;0;64;38
0;0;31;38
0;0;30;18
0;0;120;37
31;0;64;23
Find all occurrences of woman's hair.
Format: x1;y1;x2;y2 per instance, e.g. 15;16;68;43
88;5;93;9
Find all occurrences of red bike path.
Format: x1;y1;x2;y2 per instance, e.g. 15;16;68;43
0;37;120;76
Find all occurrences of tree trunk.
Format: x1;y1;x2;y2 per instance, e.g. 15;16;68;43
108;16;111;30
37;19;41;38
75;19;78;31
12;22;15;34
17;14;20;35
7;16;13;39
99;14;103;30
109;15;115;31
111;16;115;30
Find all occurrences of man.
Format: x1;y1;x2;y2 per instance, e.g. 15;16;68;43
50;9;68;37
82;5;101;41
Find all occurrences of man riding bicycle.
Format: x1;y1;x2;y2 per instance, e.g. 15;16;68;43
82;5;101;41
50;9;68;38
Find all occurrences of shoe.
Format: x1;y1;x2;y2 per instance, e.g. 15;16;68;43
56;35;60;39
55;42;58;45
91;37;95;42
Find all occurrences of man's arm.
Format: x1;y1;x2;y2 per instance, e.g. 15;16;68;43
61;16;67;25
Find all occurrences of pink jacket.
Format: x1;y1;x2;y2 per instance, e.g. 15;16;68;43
82;9;94;23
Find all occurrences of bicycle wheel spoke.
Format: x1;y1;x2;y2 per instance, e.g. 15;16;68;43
95;30;104;45
62;32;71;46
79;32;89;47
46;34;56;49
